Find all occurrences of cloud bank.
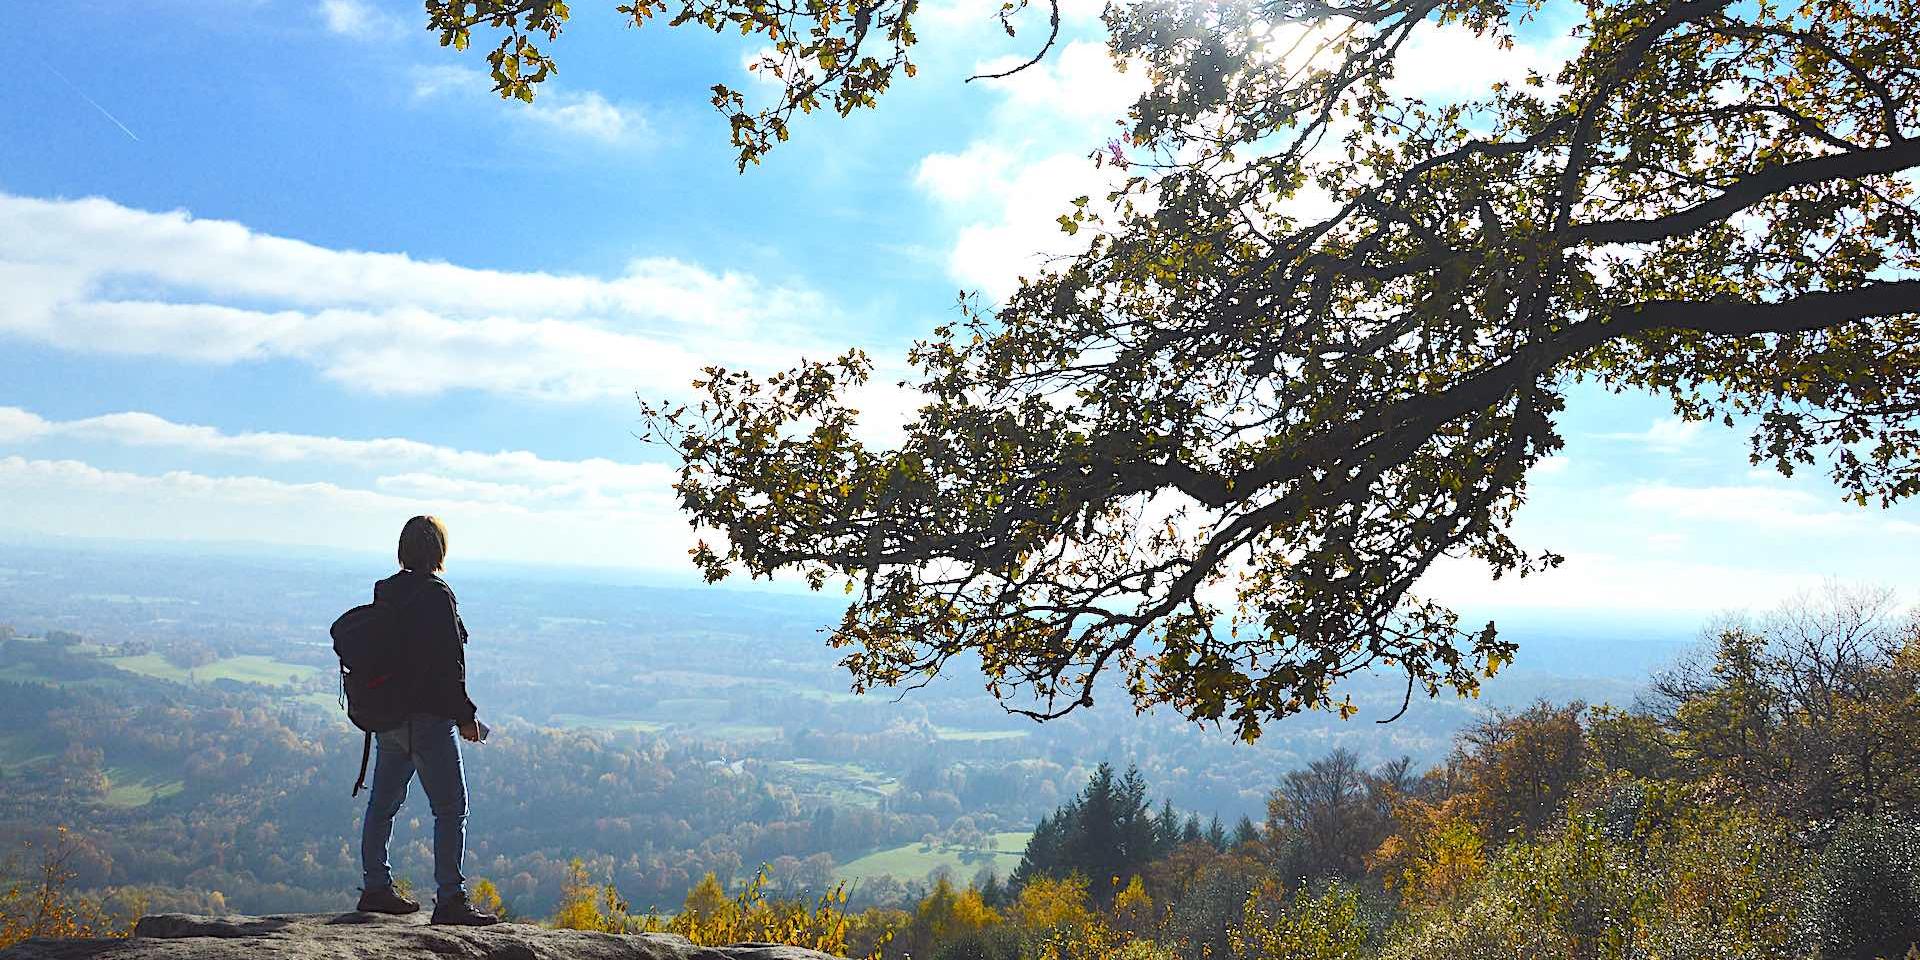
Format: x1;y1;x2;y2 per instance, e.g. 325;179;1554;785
0;405;695;569
0;192;848;402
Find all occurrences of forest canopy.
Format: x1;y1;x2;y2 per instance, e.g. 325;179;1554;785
592;0;1920;738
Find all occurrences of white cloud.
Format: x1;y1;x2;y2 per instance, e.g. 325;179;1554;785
0;456;691;571
1623;483;1897;534
1387;21;1577;102
1645;531;1689;551
410;63;474;100
917;0;1108;44
970;40;1145;131
0;407;706;569
408;65;651;144
0;191;927;561
374;472;540;503
319;0;406;40
914;40;1146;298
918;150;1117;299
0;407;48;444
0;406;675;509
1596;417;1708;453
0;192;856;403
911;14;1582;300
1532;455;1572;476
515;89;641;142
915;143;1013;207
1423;548;1826;616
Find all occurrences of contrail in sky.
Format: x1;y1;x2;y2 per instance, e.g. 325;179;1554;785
40;59;141;142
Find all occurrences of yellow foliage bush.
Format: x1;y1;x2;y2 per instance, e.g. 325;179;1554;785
1371;794;1486;913
469;878;508;920
1111;874;1155;934
0;828;132;950
549;859;633;933
1230;882;1370;960
1011;874;1096;933
549;862;884;959
904;874;999;956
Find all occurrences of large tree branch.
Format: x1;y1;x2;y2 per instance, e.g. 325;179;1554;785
1547;0;1736;234
1215;280;1920;505
1564;139;1920;246
1626;279;1920;336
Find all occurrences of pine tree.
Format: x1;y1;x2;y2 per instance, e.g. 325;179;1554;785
1232;815;1261;850
977;870;1005;910
1206;815;1229;851
1066;763;1122;894
1010;763;1161;904
1153;799;1182;856
1010;808;1069;890
1118;767;1158;879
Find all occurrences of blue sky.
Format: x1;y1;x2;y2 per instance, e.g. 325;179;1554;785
2;0;1915;632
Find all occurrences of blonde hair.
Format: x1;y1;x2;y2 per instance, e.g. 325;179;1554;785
398;515;449;572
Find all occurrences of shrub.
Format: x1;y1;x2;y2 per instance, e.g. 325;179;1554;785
1231;882;1373;960
906;875;1000;958
550;861;880;959
1811;815;1920;960
0;828;130;949
930;925;1025;960
1384;806;1806;960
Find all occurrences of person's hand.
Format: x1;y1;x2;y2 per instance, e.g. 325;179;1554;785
458;720;482;742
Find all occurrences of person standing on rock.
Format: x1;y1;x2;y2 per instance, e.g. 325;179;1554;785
354;515;500;926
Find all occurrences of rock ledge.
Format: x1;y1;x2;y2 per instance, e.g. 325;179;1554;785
0;912;845;960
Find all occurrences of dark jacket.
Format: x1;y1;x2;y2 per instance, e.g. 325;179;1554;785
373;569;477;724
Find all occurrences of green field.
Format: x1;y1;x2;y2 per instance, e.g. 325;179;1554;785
653;698;730;721
0;662;53;684
836;832;1031;884
69;593;190;605
693;723;782;742
546;714;783;741
1;731;183;805
548;714;669;734
0;731;56;772
784;685;862;704
102;765;185;807
932;726;1030;742
770;758;896;783
0;660;119;688
106;654;319;688
767;759;900;807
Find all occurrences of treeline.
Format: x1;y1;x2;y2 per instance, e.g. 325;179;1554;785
0;672;946;917
568;587;1920;959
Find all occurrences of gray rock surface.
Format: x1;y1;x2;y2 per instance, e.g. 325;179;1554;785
0;912;846;960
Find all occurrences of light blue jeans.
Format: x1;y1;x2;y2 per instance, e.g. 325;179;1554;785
360;714;467;902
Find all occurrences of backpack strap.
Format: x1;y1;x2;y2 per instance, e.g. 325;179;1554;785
351;731;373;797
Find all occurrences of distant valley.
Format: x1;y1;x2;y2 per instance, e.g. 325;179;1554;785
0;539;1668;917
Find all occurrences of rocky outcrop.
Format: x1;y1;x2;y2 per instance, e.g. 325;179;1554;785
0;912;847;960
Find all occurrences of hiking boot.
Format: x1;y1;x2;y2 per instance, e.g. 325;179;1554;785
356;885;420;915
430;893;501;926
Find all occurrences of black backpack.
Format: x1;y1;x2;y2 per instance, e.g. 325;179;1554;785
331;587;425;796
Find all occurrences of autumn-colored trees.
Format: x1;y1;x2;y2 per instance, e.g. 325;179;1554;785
20;588;1920;957
0;829;132;950
647;588;1920;959
1649;586;1920;819
1262;750;1405;885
